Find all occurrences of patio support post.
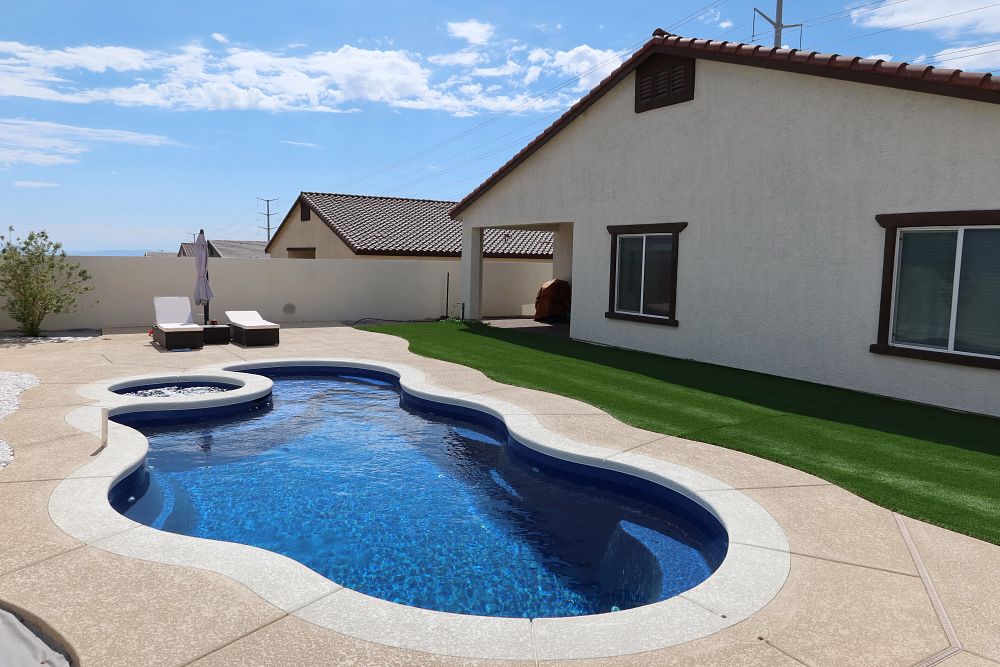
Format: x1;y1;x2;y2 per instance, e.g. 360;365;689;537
462;225;484;321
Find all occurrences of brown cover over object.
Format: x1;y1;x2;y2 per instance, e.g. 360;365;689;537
534;279;571;323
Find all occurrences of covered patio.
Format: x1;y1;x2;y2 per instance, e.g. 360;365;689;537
462;221;573;321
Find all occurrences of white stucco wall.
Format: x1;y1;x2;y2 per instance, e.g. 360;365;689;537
457;59;1000;416
0;257;552;330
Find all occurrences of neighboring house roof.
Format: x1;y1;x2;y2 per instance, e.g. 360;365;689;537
177;240;268;258
208;239;269;258
266;192;553;258
452;30;1000;216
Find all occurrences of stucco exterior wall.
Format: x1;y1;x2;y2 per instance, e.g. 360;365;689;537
0;256;551;330
267;202;363;259
457;59;1000;416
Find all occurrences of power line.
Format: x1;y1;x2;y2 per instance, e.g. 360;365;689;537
826;2;1000;47
363;110;564;193
338;42;641;190
925;45;1000;66
337;0;732;193
914;39;1000;64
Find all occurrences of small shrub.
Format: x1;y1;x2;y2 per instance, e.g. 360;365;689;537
0;228;95;337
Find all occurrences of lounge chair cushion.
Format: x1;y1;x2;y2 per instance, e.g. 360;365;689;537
154;297;203;331
155;323;203;333
226;311;279;330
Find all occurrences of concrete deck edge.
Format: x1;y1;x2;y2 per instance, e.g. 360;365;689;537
48;357;790;661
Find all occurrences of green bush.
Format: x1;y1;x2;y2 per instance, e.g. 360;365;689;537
0;228;94;337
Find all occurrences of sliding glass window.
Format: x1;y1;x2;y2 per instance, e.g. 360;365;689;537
892;227;1000;358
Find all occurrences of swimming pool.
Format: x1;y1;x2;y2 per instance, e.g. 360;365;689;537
110;368;728;618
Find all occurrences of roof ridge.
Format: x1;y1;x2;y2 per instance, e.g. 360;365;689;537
301;191;457;205
648;29;997;88
211;239;266;243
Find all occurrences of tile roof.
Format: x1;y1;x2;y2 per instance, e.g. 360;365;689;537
272;192;552;258
452;30;1000;216
177;240;269;258
208;239;269;258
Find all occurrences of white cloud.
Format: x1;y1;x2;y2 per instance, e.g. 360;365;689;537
718;20;734;30
0;35;627;116
427;50;484;67
211;33;229;44
700;8;722;24
0;118;175;167
13;180;58;188
280;140;321;149
0;41;151;73
446;19;495;46
867;53;894;61
853;1;1000;37
548;45;623;91
472;60;522;78
527;47;551;64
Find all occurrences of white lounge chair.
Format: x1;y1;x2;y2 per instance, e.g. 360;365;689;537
152;296;204;350
226;310;279;346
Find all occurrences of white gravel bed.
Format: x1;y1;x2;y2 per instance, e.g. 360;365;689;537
0;371;40;469
0;330;99;345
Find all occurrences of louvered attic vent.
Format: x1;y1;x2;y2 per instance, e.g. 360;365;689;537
635;54;695;113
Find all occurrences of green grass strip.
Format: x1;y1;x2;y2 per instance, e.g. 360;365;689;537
363;321;1000;544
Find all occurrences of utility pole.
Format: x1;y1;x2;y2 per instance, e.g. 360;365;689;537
257;197;278;241
753;0;802;49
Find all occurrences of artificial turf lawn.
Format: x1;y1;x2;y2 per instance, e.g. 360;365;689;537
363;320;1000;544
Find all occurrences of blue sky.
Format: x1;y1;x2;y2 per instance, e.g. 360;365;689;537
3;0;999;253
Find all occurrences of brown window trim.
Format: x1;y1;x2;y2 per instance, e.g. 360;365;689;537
872;209;1000;370
607;222;686;327
286;247;316;252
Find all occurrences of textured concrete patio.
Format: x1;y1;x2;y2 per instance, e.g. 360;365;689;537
0;324;997;666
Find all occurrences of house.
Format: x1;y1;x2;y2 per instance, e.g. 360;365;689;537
454;30;1000;417
265;192;552;261
176;239;269;258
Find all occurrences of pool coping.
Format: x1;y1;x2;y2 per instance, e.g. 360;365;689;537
50;357;790;661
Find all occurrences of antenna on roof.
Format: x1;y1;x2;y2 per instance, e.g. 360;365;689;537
753;0;802;49
257;197;279;241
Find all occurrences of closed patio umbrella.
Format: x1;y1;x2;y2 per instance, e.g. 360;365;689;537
193;229;215;324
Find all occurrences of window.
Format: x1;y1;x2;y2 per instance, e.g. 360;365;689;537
300;204;311;221
634;54;695;113
872;210;1000;370
607;223;687;326
287;247;316;259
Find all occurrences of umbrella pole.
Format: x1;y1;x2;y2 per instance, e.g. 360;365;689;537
204;302;210;325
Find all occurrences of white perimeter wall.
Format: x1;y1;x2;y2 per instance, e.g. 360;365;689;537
0;257;552;330
459;59;1000;417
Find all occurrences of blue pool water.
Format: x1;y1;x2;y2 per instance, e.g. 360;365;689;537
112;371;727;618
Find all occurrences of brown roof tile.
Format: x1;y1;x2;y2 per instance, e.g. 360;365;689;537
452;31;999;216
271;192;552;258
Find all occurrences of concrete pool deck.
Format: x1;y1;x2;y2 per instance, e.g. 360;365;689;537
0;323;997;666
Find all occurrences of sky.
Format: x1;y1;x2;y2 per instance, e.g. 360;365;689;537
2;0;999;254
